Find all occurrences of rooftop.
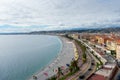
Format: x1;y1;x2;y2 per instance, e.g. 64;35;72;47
88;74;106;80
95;68;112;77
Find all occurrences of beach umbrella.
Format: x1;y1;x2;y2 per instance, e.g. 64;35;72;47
55;69;58;73
43;72;48;76
53;68;58;73
66;64;70;67
53;69;54;72
72;58;74;60
61;66;65;70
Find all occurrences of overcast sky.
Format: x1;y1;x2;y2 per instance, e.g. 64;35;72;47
0;0;120;32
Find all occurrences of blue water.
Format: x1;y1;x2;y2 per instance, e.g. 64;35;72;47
0;35;61;80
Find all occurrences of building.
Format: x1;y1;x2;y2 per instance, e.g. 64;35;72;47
94;35;108;46
87;64;117;80
116;40;120;60
71;34;79;39
106;39;116;51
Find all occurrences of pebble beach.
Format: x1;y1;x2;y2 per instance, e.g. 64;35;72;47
29;36;75;80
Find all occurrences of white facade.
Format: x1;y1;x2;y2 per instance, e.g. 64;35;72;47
116;44;120;60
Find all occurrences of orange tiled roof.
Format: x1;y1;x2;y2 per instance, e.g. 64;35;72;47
106;38;114;41
116;39;120;44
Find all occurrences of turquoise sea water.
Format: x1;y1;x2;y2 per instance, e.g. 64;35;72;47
0;35;61;80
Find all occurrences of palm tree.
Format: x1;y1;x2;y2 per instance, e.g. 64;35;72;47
57;67;63;78
69;64;74;73
72;60;79;70
49;75;57;80
82;53;87;63
69;60;79;73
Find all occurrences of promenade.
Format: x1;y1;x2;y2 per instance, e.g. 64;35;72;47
66;38;97;80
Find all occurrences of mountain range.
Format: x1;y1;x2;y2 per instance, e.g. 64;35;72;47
29;26;120;34
0;26;120;35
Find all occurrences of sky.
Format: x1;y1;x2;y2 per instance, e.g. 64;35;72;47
0;0;120;32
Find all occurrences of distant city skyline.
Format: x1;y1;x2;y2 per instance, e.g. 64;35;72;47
0;0;120;32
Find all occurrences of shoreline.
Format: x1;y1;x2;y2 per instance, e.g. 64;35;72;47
28;36;75;80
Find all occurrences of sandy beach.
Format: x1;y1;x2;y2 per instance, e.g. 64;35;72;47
28;36;75;80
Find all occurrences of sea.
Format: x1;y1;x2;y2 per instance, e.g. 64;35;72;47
0;35;62;80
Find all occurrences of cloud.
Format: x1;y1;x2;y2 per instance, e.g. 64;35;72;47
0;0;120;32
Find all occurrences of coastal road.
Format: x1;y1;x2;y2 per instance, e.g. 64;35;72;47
66;38;97;80
78;49;96;80
86;40;116;64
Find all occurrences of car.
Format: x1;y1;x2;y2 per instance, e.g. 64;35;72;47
79;75;85;79
91;62;94;65
88;68;92;71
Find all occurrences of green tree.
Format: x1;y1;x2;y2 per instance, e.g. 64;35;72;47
69;60;79;73
82;53;86;63
49;76;57;80
57;67;63;78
